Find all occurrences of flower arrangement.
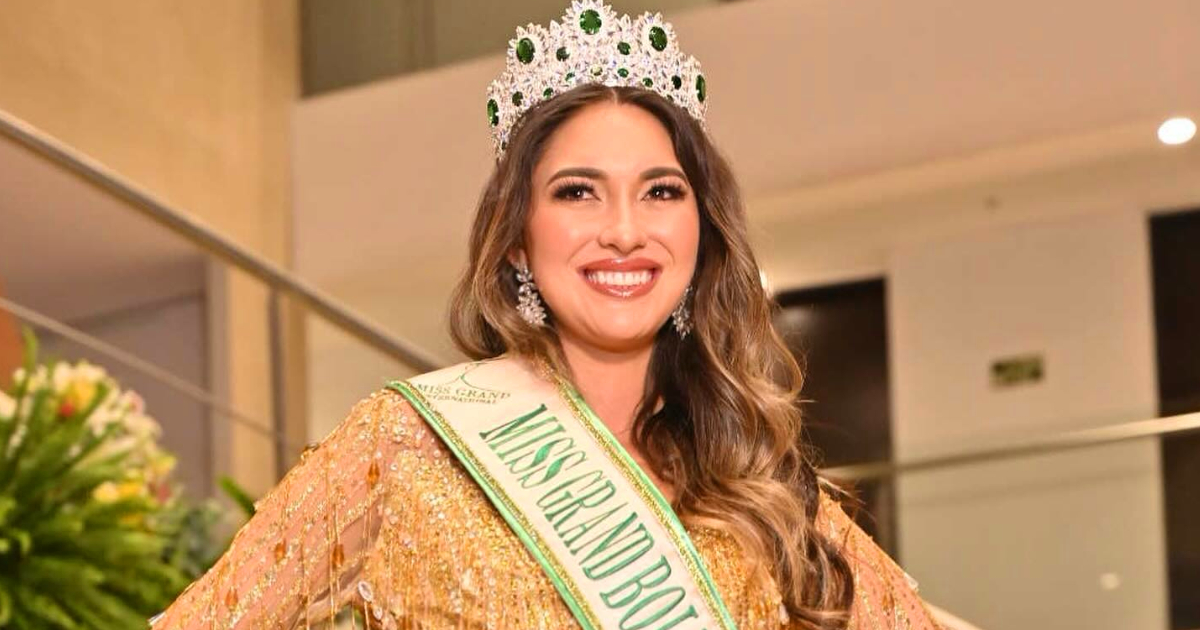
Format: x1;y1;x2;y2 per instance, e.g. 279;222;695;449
0;332;219;629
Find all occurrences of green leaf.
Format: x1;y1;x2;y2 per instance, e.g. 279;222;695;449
0;496;16;527
12;582;79;629
219;475;258;518
0;389;52;488
57;594;115;630
74;583;144;629
0;582;11;626
12;425;87;502
28;515;83;545
0;527;31;556
19;328;37;375
23;555;106;588
46;462;126;506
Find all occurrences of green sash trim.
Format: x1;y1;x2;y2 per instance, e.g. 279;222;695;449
549;374;738;630
387;357;737;630
387;380;602;629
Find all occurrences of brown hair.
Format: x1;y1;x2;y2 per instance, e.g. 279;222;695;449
450;83;854;628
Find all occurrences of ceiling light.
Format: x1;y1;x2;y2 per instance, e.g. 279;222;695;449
1157;117;1196;145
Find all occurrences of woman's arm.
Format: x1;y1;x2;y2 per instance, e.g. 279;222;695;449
817;493;943;630
152;390;404;629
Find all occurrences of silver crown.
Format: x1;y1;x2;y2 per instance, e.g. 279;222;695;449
486;0;708;157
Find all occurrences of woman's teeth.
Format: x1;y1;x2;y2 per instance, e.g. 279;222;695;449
586;270;653;287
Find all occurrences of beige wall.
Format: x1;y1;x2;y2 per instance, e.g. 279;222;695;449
0;2;300;496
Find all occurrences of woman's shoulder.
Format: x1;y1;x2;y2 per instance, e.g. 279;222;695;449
326;385;441;455
327;357;520;461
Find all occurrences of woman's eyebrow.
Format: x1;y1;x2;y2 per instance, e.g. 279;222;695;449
546;165;687;184
547;167;605;183
640;166;687;182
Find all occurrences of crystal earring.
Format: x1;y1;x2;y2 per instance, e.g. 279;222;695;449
671;286;693;338
515;263;547;327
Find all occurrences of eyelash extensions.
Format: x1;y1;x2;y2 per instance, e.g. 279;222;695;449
549;179;688;202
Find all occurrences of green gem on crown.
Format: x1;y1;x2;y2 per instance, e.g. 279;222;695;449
488;3;709;156
516;38;535;64
487;99;499;126
649;26;668;51
579;9;602;34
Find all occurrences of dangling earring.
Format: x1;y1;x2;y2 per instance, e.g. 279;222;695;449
671;286;693;338
515;263;547;327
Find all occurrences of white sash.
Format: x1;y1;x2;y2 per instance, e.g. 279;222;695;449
389;356;736;630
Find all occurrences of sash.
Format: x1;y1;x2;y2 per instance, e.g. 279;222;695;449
387;357;737;630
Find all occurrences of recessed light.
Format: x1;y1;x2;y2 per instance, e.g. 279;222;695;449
1158;117;1196;145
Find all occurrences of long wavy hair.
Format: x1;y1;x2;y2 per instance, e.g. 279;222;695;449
449;83;854;628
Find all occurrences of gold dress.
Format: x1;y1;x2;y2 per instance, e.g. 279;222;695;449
153;389;941;629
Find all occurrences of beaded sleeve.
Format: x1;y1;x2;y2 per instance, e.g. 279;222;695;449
818;493;943;630
151;390;399;629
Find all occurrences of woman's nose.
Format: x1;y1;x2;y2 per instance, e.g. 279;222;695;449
597;200;648;254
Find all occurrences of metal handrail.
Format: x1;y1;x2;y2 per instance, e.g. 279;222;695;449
0;108;441;374
0;296;308;454
823;410;1200;481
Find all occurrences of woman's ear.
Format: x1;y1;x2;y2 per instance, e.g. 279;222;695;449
506;248;528;270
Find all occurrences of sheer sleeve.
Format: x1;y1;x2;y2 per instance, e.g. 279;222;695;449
817;493;943;630
152;389;404;629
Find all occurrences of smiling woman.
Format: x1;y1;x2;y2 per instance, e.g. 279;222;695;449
522;100;700;355
152;2;941;629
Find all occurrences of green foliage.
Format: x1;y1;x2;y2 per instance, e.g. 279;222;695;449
217;476;256;519
0;331;222;629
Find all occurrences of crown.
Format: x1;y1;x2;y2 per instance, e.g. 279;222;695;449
486;0;708;157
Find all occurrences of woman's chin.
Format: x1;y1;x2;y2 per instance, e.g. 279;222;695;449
576;322;663;354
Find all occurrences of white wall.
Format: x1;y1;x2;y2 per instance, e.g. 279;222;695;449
888;211;1165;629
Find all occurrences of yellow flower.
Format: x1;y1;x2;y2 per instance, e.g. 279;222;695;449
61;377;98;417
148;454;177;480
117;480;146;499
93;481;120;503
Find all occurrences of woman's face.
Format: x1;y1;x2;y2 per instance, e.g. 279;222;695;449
521;100;700;354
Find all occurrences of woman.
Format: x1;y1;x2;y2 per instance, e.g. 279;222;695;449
155;2;940;628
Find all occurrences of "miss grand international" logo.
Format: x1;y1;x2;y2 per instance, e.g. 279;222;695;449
413;362;512;405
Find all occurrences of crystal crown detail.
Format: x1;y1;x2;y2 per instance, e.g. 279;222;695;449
486;0;708;157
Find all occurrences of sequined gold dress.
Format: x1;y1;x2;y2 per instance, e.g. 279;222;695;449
153;389;941;629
